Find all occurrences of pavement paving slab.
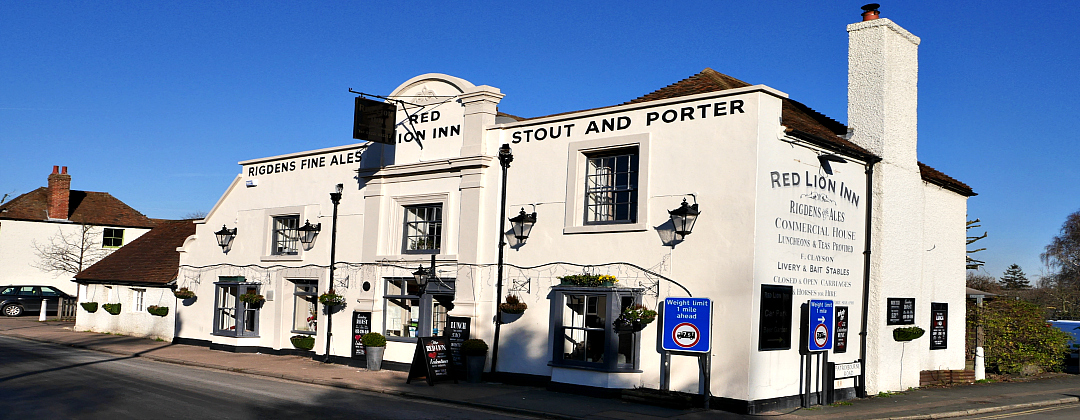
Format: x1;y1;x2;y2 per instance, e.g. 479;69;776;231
3;317;1080;420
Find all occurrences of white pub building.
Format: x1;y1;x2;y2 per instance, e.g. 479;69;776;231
172;8;973;413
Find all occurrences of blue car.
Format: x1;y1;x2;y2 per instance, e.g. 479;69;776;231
0;285;73;317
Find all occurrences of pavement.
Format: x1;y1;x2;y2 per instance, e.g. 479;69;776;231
1;317;1078;420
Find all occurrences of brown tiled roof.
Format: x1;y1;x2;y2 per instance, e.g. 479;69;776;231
0;188;155;228
496;111;525;122
919;162;977;197
74;219;196;285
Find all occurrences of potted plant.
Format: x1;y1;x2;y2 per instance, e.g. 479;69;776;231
362;332;387;371
147;305;169;317
102;303;122;315
319;289;347;308
558;274;618;287
893;326;925;342
291;334;315;350
498;294;527;324
80;302;98;313
173;288;196;300
461;338;489;383
614;304;657;333
238;290;265;307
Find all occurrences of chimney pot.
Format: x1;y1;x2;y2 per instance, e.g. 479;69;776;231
62;166;68;174
861;3;880;21
52;165;59;174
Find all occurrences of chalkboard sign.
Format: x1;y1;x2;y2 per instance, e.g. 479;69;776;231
834;306;848;353
352;312;371;359
406;337;457;386
887;298;916;325
759;285;793;351
930;302;948;350
443;316;471;378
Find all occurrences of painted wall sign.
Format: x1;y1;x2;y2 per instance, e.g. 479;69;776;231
662;297;712;353
807;299;834;352
834;306;848;353
443;316;471;377
930;302;948;350
406;337;457;386
351;311;371;358
887;298;916;325
243;148;364;177
353;97;396;144
759;285;793;351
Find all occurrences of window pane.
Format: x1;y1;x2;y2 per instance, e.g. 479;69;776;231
273;216;300;255
385;297;419;337
432;300;448;336
585;150;638;224
292;282;317;332
404;204;442;252
217;286;237;332
562;327;587;361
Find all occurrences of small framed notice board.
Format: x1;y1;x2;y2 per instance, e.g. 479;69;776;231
406;337;457;386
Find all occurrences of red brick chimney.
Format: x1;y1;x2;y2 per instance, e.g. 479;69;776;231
47;165;71;220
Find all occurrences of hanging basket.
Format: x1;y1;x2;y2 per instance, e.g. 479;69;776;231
893;326;925;342
613;318;645;334
174;288;196;300
239;292;265;307
81;302;98;313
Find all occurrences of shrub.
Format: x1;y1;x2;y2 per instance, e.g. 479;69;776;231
291;335;315;350
361;332;386;347
147;305;169;317
102;303;122;315
173;288;196;299
80;302;98;313
973;299;1071;375
499;294;528;314
461;339;489;356
892;326;925;341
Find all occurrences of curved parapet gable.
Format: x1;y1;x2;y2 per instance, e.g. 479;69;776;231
381;74;484;163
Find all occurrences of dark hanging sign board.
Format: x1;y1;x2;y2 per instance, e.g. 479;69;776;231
406;337;457;386
758;285;793;351
353;97;396;144
930;302;948;350
351;312;371;359
443;316;471;378
834;306;848;353
887;298;916;325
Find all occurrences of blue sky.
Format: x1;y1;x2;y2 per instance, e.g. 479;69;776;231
2;1;1077;281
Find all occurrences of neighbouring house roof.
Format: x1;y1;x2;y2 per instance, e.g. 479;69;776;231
74;219;196;286
511;68;975;197
0;187;157;228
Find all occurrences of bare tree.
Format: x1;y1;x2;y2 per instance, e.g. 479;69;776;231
967;218;988;270
182;210;207;219
31;224;113;276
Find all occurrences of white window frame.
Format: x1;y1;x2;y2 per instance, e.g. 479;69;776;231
389;194;452;258
132;288;145;312
261;206;310;262
563;134;650;234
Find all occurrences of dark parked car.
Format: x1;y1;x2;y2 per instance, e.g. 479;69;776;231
1;285;73;317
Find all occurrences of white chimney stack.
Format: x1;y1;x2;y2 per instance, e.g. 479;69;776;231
847;4;920;169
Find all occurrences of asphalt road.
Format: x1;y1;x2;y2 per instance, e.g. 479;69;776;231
959;402;1080;419
0;336;533;419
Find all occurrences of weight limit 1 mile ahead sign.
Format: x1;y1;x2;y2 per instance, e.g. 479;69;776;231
808;299;834;352
662;298;712;353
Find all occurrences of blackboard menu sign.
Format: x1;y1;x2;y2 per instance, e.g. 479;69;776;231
930;302;948;350
406;337;457;386
443;316;471;378
834;306;849;353
351;312;371;359
887;298;916;325
759;285;793;351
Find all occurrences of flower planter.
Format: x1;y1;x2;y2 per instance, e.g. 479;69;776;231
366;346;385;371
500;311;523;324
613;319;645;334
290;334;315;350
173;288;196;300
102;303;121;315
558;274;618;287
147;306;169;317
893;326;925;342
80;302;98;313
466;355;486;383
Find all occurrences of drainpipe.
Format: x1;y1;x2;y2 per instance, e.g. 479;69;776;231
857;158;877;397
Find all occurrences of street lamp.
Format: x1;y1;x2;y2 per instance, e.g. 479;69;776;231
668;199;700;241
214;225;237;252
298;220;321;247
508;208;537;244
491;144;514;375
323;183;343;363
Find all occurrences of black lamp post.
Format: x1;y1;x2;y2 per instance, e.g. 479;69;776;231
668;199;700;241
490;144;513;375
323;183;343;363
214;225;237;252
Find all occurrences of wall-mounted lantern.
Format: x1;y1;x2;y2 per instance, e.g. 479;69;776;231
508;208;537;244
297;220;321;246
214;225;237;252
668;199;700;241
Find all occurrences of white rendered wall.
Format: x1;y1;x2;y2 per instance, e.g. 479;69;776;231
0;220;149;295
75;284;175;341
